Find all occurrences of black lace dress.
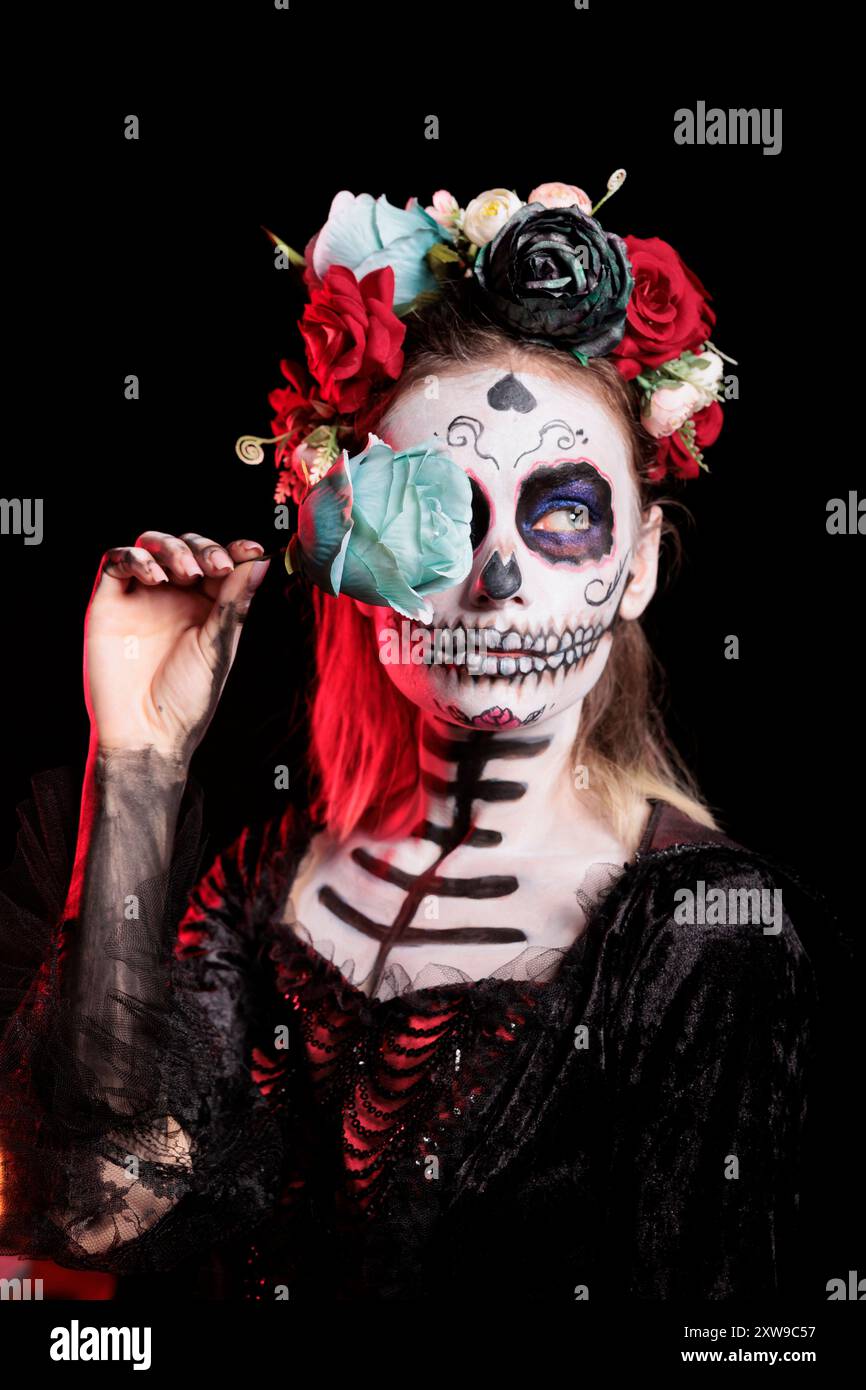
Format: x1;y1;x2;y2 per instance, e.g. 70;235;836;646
0;767;837;1300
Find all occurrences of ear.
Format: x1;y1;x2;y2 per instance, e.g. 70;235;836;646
619;504;663;621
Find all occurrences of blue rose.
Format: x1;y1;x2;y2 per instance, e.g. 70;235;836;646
292;438;473;620
309;192;454;307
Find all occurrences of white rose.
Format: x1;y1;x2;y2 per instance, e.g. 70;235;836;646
683;349;724;406
462;188;523;247
644;384;702;439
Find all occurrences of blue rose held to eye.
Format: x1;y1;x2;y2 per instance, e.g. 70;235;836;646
292;437;474;621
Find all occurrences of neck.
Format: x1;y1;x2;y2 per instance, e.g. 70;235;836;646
415;701;585;852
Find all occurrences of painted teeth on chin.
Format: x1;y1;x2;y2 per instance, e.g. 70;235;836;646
450;640;605;684
457;656;583;686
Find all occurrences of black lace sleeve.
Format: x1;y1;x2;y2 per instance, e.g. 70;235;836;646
0;766;297;1275
602;848;819;1300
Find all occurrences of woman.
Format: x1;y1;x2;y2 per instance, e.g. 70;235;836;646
0;183;820;1300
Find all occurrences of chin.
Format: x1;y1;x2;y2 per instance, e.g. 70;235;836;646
385;646;610;731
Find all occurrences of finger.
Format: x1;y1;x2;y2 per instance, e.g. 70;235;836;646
226;538;265;563
198;558;271;668
99;546;170;587
178;532;235;577
197;540;266;602
134;530;204;584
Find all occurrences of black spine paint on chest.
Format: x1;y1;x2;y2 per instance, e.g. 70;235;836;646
318;722;552;996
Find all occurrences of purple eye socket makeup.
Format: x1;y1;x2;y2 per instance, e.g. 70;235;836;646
515;460;614;564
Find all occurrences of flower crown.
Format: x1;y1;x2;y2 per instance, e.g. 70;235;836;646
237;173;735;506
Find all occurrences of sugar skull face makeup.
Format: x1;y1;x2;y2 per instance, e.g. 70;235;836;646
365;364;656;731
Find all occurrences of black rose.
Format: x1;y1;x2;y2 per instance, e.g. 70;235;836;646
473;203;634;356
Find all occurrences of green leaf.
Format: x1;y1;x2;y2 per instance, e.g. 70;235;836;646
394;289;443;317
427;244;467;286
674;428;704;468
427;241;462;266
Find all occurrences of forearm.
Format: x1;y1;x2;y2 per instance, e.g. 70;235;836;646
56;743;189;1118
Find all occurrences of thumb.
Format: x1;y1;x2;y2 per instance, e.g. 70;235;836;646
199;557;271;660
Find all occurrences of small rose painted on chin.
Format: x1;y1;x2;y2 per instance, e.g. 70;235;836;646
476;706;519;729
444;703;546;730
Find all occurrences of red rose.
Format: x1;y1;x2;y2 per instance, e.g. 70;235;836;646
266;358;335;504
269;358;313;438
352;381;402;448
612;236;716;380
649;402;724;482
268;358;331;459
302;230;322;294
300;264;406;413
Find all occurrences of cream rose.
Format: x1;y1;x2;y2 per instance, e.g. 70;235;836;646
644;383;702;439
462;188;523;247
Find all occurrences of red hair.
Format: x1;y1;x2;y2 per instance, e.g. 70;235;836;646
309;589;426;838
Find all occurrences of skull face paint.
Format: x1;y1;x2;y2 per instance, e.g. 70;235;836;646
368;365;639;730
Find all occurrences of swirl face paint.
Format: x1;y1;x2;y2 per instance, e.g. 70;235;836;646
366;365;638;732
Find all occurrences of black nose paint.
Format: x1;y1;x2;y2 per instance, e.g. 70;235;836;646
480;550;522;600
487;374;538;414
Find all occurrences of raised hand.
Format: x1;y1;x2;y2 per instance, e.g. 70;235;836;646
84;531;271;765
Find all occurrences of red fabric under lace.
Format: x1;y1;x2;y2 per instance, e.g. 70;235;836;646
267;931;540;1214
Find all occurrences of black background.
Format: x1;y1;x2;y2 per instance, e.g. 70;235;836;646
2;6;861;1310
5;68;860;903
